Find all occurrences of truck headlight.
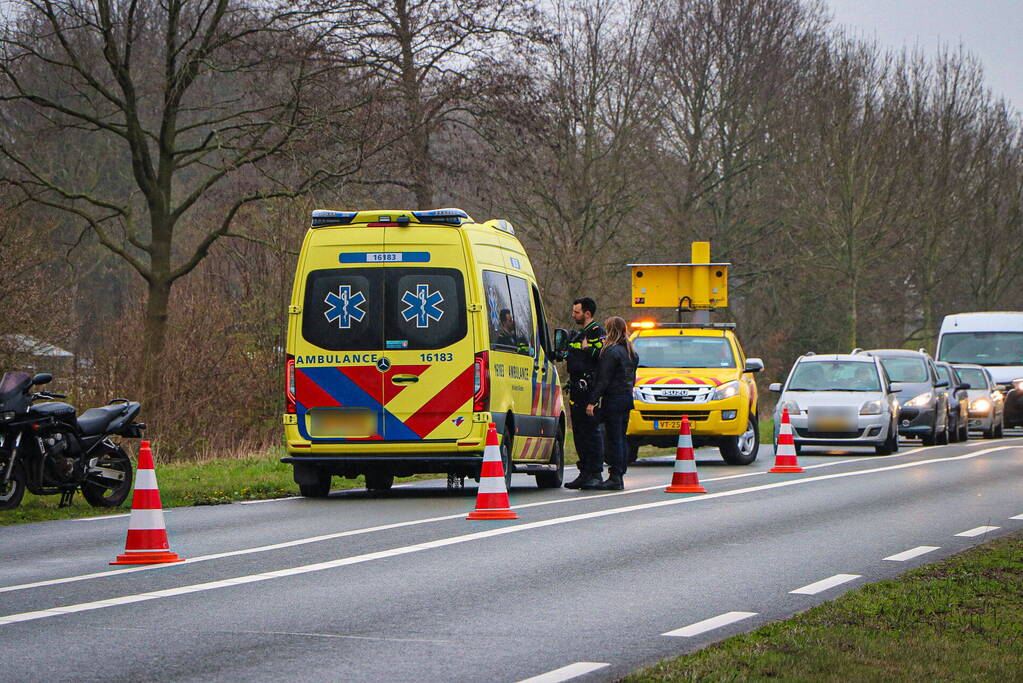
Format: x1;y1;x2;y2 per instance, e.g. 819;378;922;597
711;380;739;401
970;397;992;413
859;400;882;415
904;392;932;408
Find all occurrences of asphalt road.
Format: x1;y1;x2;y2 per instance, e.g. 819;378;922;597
2;433;1023;682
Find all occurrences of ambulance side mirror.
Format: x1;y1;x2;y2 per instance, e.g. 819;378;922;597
552;328;569;361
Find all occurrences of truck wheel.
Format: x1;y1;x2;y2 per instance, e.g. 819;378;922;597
626;440;640;464
719;416;759;465
535;433;564;488
364;471;394;491
500;426;514;490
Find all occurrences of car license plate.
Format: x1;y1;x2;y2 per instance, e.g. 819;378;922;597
808;407;856;432
310;409;376;437
654;420;682;431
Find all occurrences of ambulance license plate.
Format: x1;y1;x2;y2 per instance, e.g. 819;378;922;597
654;420;682;431
310;409;376;437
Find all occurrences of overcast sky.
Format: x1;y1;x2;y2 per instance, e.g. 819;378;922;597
826;0;1023;111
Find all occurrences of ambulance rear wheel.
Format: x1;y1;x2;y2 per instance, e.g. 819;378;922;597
364;471;394;491
500;427;514;490
296;466;331;498
719;416;759;465
535;433;564;488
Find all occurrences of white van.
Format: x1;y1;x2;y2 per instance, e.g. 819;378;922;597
936;312;1023;428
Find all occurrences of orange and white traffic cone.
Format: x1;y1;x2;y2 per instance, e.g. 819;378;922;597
467;423;518;520
111;441;184;565
769;408;804;473
665;415;707;493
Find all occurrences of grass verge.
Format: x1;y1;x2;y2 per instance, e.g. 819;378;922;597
624;530;1023;682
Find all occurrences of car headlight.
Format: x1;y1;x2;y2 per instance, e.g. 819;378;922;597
780;399;801;415
711;380;740;401
970;397;992;413
859;400;882;415
1013;378;1023;392
904;392;932;408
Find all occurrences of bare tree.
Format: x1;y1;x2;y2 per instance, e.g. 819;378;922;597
0;0;368;403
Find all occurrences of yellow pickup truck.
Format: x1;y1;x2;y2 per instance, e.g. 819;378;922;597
626;322;763;464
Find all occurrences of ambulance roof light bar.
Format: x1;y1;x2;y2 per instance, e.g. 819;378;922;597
630;321;736;330
310;208;472;228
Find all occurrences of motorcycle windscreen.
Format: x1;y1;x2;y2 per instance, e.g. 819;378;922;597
297;267;386;441
380;264;474;441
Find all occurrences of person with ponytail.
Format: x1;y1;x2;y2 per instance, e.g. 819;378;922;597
586;316;639;490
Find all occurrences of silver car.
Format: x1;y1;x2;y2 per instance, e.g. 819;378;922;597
770;354;900;454
952;364;1005;439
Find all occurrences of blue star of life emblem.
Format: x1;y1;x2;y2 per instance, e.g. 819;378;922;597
324;285;367;329
401;284;444;328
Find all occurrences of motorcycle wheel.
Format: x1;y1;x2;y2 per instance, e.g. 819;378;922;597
82;444;134;508
0;460;26;511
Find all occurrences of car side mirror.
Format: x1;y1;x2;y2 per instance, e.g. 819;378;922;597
552;328;569;361
888;382;903;394
744;358;764;373
768;382;782;392
32;373;52;386
958;383;971;391
934;379;949;388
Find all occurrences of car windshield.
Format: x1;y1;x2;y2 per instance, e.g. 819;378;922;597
787;361;880;391
878;357;929;383
937;332;1023;365
633;336;735;368
955;367;988;390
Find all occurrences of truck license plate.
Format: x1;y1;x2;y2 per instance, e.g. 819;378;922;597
654;420;682;431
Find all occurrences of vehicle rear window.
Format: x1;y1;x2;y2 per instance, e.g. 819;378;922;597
302;267;466;351
938;332;1023;365
878;357;928;383
788;361;880;391
634;336;735;368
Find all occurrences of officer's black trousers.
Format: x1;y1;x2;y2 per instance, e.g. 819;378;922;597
570;400;604;476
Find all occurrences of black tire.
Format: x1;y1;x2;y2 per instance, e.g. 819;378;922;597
535;433;564;489
298;469;332;498
921;421;936;447
982;422;995;439
948;414;960;443
500;425;514;490
81;444;133;508
958;422;968;442
876;421;899;455
719;415;759;465
364;471;394;491
937;419;949;445
993;421;1004;439
0;460;26;511
626;440;640;464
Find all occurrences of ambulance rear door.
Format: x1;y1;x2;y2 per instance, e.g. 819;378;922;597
379;225;475;441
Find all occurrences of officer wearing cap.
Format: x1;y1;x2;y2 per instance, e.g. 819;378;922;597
564;297;606;489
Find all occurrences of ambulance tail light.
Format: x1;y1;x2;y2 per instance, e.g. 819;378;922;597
473;351;490;411
285;354;296;414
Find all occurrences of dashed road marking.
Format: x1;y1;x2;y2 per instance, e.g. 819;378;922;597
71;514;131;522
1010;513;1023;520
662;611;758;637
955;526;1000;537
516;662;610;683
790;574;861;595
884;546;940;562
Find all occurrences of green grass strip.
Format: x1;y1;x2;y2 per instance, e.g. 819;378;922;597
625;530;1023;682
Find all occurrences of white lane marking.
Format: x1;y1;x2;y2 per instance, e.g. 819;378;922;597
884;546;940;562
662;611;757;637
2;443;1017;597
238;496;303;505
72;514;131;522
1010;513;1023;520
3;446;1020;625
956;526;1000;537
516;662;610;683
790;574;861;595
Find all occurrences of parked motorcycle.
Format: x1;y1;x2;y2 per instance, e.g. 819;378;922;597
0;371;145;510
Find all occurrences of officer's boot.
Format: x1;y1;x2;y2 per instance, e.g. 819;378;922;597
598;472;624;491
578;473;605;490
564;471;590;489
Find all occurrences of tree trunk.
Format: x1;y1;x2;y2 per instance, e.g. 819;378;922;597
142;277;171;415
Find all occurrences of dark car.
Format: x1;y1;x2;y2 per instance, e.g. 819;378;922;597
935;361;969;442
856;349;950;446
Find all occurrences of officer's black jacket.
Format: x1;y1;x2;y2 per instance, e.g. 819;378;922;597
566;320;605;380
590;342;639;404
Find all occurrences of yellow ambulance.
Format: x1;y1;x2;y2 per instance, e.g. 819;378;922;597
626;322;763;464
282;209;566;496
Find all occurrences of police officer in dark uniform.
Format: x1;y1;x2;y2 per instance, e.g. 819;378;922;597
564;297;606;489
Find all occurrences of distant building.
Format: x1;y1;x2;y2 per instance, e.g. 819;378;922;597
0;334;87;375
